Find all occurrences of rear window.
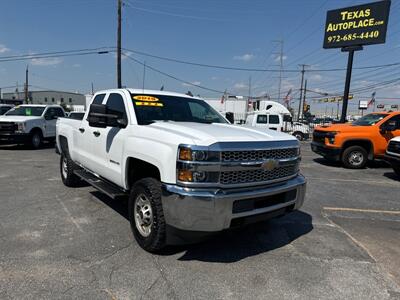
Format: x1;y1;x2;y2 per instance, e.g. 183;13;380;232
5;106;45;116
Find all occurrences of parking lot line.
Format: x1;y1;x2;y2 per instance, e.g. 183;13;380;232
307;177;397;185
323;207;400;215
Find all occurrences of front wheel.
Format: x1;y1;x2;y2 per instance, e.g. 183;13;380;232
342;146;368;169
30;131;43;149
293;131;304;141
129;178;166;252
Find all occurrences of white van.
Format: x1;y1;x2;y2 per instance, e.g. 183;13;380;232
245;101;310;141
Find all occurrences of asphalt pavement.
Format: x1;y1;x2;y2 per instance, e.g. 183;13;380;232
0;142;399;299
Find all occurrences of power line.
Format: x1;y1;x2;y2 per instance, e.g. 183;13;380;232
123;53;228;94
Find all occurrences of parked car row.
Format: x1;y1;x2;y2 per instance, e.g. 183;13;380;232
0;105;85;148
311;111;400;175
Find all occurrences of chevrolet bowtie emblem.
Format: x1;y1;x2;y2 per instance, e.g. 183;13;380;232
261;159;279;171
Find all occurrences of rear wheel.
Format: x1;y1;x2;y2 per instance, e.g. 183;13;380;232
342;146;368;169
30;130;43;149
293;131;304;141
129;178;166;252
60;154;81;187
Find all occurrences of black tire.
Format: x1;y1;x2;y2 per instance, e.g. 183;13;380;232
60;153;81;187
342;146;368;169
293;131;304;141
30;130;43;149
393;165;400;178
129;178;166;252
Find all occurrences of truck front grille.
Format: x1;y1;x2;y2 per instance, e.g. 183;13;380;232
0;122;17;134
312;130;326;144
220;165;298;185
388;141;400;154
221;148;298;162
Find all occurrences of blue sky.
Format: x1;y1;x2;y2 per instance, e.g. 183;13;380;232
0;0;399;113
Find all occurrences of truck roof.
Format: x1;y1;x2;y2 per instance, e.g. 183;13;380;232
16;104;62;108
95;88;204;101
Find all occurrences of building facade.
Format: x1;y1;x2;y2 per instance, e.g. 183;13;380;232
3;90;86;107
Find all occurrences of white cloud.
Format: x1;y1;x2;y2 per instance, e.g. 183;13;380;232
274;55;287;62
72;63;81;68
211;76;218;80
182;81;201;87
0;44;10;53
233;82;248;90
310;74;323;81
31;57;62;66
233;54;255;62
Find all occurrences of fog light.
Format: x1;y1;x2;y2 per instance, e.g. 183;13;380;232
178;170;193;182
193;171;207;182
179;147;192;161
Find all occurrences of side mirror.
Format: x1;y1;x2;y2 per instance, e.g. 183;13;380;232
225;112;234;124
88;104;108;128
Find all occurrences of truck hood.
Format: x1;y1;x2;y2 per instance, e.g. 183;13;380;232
0;116;42;123
148;122;296;145
314;123;375;133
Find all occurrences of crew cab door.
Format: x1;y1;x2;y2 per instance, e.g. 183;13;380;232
77;92;129;186
43;107;64;137
75;93;107;174
376;115;400;155
100;92;129;185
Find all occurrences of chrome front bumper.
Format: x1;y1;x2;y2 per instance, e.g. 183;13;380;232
161;174;306;232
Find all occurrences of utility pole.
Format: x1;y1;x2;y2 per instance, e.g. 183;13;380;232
142;61;146;91
301;79;307;121
91;82;94;95
24;65;29;104
246;76;251;116
297;64;309;121
272;40;284;102
117;0;122;88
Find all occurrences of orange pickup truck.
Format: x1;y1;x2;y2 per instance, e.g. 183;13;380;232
311;112;400;168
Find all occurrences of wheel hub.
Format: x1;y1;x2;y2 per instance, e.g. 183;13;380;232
134;194;153;237
349;151;363;166
62;157;68;178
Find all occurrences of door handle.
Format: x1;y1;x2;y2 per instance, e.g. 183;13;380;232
93;131;100;137
79;128;85;133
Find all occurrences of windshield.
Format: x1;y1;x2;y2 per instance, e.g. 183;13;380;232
5;106;45;117
131;94;228;125
352;113;388;126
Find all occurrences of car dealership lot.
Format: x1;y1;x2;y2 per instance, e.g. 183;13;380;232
0;143;399;299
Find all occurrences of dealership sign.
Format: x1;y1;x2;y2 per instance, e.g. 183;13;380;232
359;100;369;109
323;1;391;49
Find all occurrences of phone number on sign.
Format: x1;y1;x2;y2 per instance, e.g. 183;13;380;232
327;31;379;43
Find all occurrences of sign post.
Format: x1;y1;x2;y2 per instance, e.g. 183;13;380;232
323;1;391;122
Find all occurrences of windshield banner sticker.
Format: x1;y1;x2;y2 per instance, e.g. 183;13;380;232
135;101;164;107
133;95;159;102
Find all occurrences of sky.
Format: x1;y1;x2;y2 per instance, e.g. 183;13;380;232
0;0;399;115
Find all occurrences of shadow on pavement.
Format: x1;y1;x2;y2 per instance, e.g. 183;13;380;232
383;172;400;181
0;142;55;151
91;190;313;262
313;157;341;167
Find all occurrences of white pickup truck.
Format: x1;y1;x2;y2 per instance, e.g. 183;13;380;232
56;89;306;252
384;136;400;178
0;104;65;148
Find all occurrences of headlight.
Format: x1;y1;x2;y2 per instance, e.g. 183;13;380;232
17;122;26;132
178;147;208;161
177;170;209;183
326;132;338;144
